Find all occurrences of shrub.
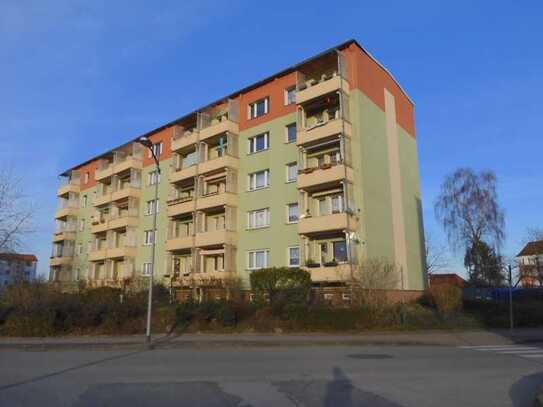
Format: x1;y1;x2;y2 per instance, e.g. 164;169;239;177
250;267;311;308
426;284;463;317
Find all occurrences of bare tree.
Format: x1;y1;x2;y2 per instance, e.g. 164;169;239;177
0;170;33;252
435;168;505;252
424;232;449;275
352;258;400;307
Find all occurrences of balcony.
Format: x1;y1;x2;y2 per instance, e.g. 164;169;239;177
195;230;237;247
298;164;353;191
172;129;198;152
198;155;238;175
189;270;236;283
111;186;140;202
91;215;139;234
303;263;353;282
113;156;142;175
296;75;349;105
50;256;73;266
299;212;357;235
297;119;352;146
57;183;80;197
107;246;137;259
199;119;239;142
170;165;197;184
94;192;112;207
196;192;237;211
166;235;193;251
55;206;79;219
52;231;76;242
167;196;195;217
95;165;113;181
88;249;107;262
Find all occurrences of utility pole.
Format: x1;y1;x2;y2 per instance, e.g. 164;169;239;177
508;264;514;331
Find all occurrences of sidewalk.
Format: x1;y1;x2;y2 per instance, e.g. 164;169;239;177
1;328;543;350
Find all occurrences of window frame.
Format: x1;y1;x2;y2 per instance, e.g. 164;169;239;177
247;132;269;154
148;142;163;158
146;199;160;216
247;169;270;191
247;207;270;230
148;170;160;186
286;162;298;183
247;249;270;270
142;262;153;276
286;203;299;224
287;246;300;267
284;86;296;105
143;229;156;246
248;97;269;120
285;122;297;143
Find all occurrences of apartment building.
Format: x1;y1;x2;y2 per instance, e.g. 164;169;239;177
50;39;427;296
0;253;37;287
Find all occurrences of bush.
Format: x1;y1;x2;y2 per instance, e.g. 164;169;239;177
426;284;463;317
250;267;311;311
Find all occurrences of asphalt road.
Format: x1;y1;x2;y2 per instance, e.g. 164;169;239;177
0;344;542;406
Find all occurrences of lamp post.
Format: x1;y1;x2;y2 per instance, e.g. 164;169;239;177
137;136;160;348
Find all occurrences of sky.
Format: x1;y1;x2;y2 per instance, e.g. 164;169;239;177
1;0;541;279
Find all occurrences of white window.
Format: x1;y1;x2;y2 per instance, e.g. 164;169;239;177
247;208;270;229
285;123;296;143
288;246;300;267
248;132;269;154
146;199;159;215
79;218;85;231
142;262;153;276
82;195;88;208
143;230;156;246
77;243;83;256
287;203;299;223
331;194;343;213
248;169;270;191
84;172;89;184
247;249;270;270
148;170;160;186
286;162;297;182
284;87;296;105
148;142;163;158
248;97;269;119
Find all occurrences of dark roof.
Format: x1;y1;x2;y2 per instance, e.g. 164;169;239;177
0;253;38;262
429;273;466;282
61;38;412;176
517;240;543;257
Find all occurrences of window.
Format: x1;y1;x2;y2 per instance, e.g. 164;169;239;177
333;240;348;262
148;142;163;158
142;262;153;276
318;198;328;216
79;218;85;231
77;244;83;256
285;123;297;143
84;172;89;184
248;132;269;154
143;230;156;246
146;199;159;215
247;249;269;270
331;195;343;213
247;208;270;229
286;162;297;182
82;195;88;208
288;246;300;267
287;203;299;223
284;87;296;105
248;169;270;191
148;170;160;186
248;97;269;119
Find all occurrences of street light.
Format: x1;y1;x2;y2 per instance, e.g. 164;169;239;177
137;136;160;349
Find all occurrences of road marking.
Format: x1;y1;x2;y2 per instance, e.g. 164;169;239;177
459;344;543;360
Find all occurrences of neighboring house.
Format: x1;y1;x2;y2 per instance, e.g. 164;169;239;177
50;39;426;299
428;273;466;288
0;253;38;287
516;240;543;287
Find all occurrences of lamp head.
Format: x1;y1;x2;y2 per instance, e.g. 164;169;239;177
137;136;153;148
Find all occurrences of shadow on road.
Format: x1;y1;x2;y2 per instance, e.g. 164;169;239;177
0;349;146;392
324;367;354;406
510;371;543;407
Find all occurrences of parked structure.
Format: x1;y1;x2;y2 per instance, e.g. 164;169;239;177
516;240;543;287
0;253;37;287
50;39;426;298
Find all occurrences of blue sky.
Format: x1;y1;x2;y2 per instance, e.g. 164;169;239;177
1;1;541;278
